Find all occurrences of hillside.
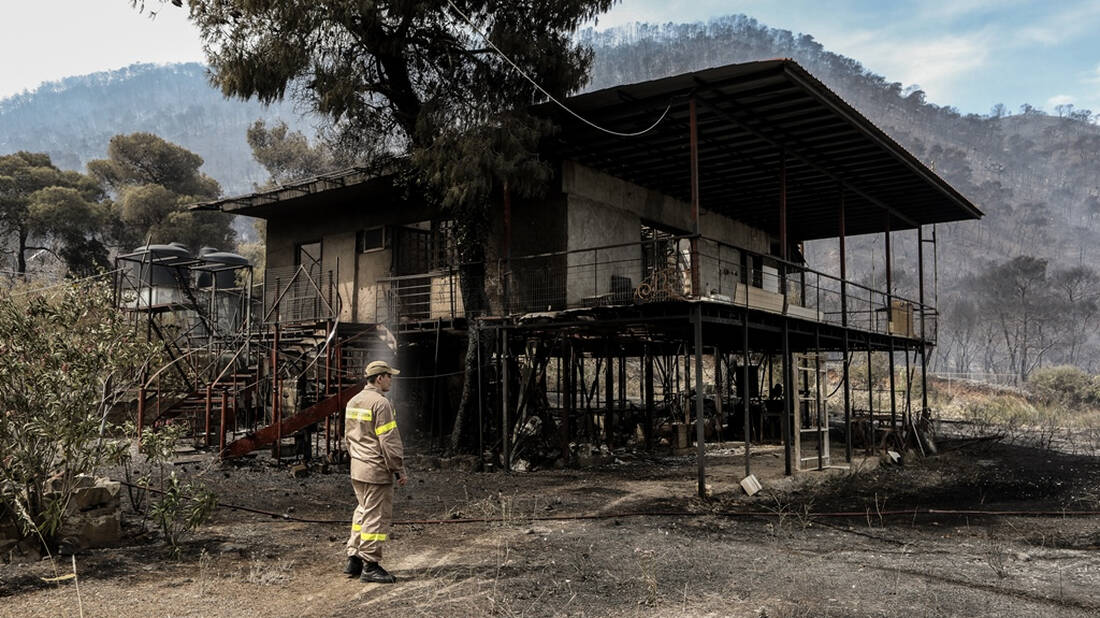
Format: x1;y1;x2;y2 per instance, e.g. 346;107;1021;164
0;63;311;196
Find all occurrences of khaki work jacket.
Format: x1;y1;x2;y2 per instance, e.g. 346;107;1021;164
345;384;405;484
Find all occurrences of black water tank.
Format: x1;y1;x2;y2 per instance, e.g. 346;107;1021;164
197;249;250;288
129;243;192;286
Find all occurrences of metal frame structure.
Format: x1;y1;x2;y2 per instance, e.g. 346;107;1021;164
156;60;982;494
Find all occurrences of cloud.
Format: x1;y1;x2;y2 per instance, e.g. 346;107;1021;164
914;0;1028;21
832;30;993;101
1084;64;1100;85
1016;1;1100;45
1047;94;1075;108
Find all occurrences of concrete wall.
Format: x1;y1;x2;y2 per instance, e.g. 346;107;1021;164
565;194;643;305
265;199;437;324
559;161;775;304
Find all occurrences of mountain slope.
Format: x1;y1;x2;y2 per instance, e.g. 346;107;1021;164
0;63;311;196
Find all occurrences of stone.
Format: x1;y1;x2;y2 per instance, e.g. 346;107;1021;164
61;509;121;549
70;478;121;511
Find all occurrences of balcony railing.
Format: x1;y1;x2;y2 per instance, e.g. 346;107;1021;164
270;236;935;342
263;265;339;324
504;235;937;342
375;269;465;324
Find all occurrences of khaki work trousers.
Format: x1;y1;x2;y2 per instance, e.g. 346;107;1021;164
346;480;394;563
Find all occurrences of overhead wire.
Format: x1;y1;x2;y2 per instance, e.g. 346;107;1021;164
3;268;123;298
444;0;671;138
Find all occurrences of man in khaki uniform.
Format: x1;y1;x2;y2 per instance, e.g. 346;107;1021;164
342;360;407;584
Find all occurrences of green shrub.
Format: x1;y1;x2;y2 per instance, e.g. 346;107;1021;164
0;279;159;547
1027;366;1100;407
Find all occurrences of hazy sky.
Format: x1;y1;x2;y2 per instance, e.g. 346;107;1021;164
2;1;1099;117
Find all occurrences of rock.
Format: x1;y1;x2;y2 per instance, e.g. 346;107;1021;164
1016;552;1032;562
216;542;247;555
61;509;121;549
70;478;121;511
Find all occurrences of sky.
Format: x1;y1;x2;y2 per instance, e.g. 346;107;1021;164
2;1;1099;117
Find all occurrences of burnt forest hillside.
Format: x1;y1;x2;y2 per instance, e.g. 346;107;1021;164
2;15;1097;374
582;16;1100;375
0;63;310;196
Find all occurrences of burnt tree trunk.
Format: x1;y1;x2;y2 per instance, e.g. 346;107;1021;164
447;222;492;454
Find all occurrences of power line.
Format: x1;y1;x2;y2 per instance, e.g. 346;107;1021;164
444;0;670;138
4;268;123;298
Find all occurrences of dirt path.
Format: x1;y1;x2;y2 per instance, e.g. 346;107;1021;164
3;442;1100;617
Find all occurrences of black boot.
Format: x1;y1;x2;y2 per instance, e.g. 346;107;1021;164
360;561;397;584
343;555;363;578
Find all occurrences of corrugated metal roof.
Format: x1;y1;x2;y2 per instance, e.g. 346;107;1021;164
534;59;982;240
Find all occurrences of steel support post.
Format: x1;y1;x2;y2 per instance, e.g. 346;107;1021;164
204;385;213;448
502;329;511;472
842;331;852;463
693;305;706;498
644;347;655;450
867;341;874;454
219;389;228;457
918;225;929;416
714;347;723;446
815;326;824;471
273;322;281;462
885;215;896;438
689;98;700;296
604;339;613;446
782;319;793;475
889;337;897;439
743;309;751;476
840;190;852;462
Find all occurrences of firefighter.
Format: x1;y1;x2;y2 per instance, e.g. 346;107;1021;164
342;360;407;584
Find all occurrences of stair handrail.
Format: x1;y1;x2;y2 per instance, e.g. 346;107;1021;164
261;265;307;323
297;264;338;319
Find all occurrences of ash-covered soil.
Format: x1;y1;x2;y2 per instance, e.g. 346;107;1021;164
3;441;1100;617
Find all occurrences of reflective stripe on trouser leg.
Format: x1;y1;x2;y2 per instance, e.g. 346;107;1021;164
346;480;370;557
349;479;393;563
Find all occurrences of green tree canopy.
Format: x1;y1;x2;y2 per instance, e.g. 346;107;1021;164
182;0;615;218
88;133;234;251
246;120;338;189
0;151;108;276
88;132;219;198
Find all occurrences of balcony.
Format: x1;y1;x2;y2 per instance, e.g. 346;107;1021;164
505;235;936;342
267;236;934;342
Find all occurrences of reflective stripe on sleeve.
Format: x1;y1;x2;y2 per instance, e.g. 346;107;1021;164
352;524;362;532
375;420;397;435
360;532;387;542
345;407;373;421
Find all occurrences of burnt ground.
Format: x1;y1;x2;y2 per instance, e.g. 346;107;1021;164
2;440;1100;618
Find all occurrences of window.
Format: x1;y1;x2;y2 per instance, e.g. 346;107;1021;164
357;227;387;253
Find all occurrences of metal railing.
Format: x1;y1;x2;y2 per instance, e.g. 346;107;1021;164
375;268;465;324
502;234;937;342
263;264;339;324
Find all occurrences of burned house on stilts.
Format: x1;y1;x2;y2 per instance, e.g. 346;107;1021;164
120;60;981;492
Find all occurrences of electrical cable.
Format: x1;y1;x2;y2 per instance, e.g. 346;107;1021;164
5;268;123;298
115;479;1100;527
444;0;671;138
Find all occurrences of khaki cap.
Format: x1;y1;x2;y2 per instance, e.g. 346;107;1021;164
365;360;401;378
